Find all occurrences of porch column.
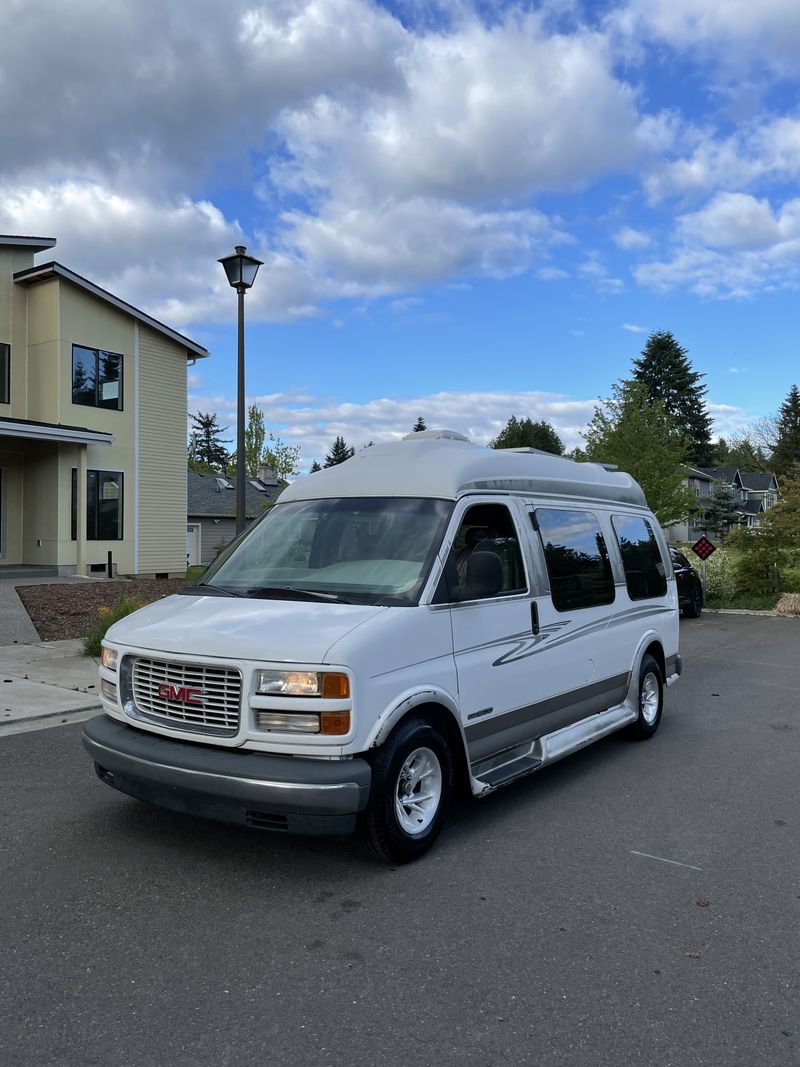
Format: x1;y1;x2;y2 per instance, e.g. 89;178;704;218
76;445;87;576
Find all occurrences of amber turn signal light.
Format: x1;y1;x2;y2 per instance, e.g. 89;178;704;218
321;673;350;699
320;711;351;735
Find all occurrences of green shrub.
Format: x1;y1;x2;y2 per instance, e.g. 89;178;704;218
728;527;786;597
83;595;145;657
688;547;737;602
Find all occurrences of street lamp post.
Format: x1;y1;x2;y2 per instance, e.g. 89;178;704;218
218;245;263;535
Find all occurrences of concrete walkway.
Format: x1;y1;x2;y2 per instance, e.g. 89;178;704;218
0;639;101;736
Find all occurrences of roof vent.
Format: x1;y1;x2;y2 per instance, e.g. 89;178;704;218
215;477;233;491
401;429;470;442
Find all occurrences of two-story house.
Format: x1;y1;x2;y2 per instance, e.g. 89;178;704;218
739;471;780;517
696;467;772;530
0;235;208;576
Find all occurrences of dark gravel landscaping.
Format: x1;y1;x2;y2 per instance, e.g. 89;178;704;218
16;579;188;641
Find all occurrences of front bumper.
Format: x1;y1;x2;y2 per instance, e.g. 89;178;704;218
82;714;372;836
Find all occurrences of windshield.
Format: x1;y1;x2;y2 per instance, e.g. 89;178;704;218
200;497;452;604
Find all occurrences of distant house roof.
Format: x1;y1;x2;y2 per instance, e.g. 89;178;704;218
696;466;744;486
686;467;714;482
739;499;765;516
187;469;283;518
13;260;209;360
739;471;779;492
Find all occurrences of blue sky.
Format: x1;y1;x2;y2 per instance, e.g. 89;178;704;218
2;0;799;467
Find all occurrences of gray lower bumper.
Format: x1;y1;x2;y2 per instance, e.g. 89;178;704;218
82;714;372;836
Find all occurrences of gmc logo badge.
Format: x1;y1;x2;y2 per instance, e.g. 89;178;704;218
156;683;203;705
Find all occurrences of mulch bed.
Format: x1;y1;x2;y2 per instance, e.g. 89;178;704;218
16;579;189;641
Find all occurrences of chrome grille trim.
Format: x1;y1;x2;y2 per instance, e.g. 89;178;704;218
129;657;242;735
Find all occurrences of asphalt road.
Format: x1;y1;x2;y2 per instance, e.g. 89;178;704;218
1;615;798;1067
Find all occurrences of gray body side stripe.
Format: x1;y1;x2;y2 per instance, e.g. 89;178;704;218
464;672;629;744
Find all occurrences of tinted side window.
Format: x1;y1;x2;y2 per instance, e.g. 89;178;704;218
535;509;615;611
612;515;667;600
442;502;526;602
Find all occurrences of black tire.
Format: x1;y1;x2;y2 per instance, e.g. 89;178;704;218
627;654;663;741
357;716;454;864
683;587;703;618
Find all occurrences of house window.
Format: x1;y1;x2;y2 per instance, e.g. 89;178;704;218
0;343;9;404
611;515;667;600
534;509;615;611
72;344;123;410
71;469;124;540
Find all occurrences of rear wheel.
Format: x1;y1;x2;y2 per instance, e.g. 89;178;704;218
358;716;454;863
683;587;703;618
627;654;663;741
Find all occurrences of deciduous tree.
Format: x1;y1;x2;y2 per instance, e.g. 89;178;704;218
583;380;696;526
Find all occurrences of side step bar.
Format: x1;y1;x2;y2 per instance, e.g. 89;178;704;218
471;702;637;796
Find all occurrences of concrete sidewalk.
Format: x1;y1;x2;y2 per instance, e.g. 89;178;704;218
0;639;102;736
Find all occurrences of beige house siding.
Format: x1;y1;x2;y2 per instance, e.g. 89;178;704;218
1;239;205;574
0;443;24;561
0;247;36;420
137;325;188;574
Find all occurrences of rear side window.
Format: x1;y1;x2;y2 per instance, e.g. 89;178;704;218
534;509;615;611
612;515;667;600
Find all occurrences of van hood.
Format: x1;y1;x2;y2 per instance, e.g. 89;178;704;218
105;593;388;663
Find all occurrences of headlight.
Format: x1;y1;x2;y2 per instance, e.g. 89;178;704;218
101;646;118;671
255;670;349;698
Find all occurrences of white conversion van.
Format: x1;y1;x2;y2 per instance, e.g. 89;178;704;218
83;431;682;863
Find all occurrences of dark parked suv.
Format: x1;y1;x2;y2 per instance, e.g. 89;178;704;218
669;547;703;618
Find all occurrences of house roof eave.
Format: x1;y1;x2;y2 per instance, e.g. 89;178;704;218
13;261;209;360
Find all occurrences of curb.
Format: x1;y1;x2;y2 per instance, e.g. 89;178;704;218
0;702;101;737
704;608;797;618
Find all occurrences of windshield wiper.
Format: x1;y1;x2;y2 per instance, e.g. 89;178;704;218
180;584;245;598
246;586;351;603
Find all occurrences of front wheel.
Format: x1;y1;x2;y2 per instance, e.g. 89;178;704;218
627;654;663;741
357;717;454;863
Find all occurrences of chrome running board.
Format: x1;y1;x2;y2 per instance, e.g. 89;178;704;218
472;702;637;796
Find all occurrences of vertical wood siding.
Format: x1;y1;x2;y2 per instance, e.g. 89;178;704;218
137;327;188;573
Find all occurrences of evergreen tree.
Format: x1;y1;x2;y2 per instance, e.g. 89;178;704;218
190;411;231;471
583;380;696;526
490;416;564;455
324;435;355;467
703;480;741;543
771;384;800;476
631;331;713;466
310;461;322;473
412;416;427;432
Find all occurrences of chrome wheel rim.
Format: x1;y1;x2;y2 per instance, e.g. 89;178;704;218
394;746;442;836
641;672;660;724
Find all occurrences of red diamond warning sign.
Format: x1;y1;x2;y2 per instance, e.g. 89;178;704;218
692;536;717;560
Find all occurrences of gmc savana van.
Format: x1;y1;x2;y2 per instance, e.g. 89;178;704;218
83;431;681;862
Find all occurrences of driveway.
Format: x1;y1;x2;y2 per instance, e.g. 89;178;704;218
0;614;798;1066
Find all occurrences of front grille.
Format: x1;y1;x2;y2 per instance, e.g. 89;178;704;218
130;657;242;735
